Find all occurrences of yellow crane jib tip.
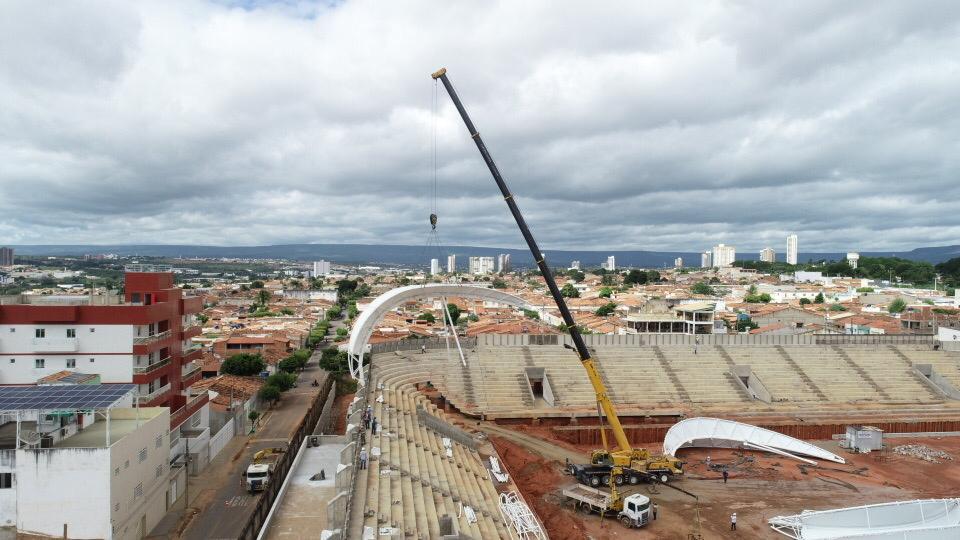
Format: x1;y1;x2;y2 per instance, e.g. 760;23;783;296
431;68;447;79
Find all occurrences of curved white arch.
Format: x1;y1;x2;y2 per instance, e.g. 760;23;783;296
347;284;534;382
663;417;845;465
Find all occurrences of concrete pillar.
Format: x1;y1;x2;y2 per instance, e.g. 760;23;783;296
340;441;356;465
336;463;353;491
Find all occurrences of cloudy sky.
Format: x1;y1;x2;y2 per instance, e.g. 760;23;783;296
1;1;958;252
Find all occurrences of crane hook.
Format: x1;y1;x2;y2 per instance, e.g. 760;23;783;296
429;213;438;230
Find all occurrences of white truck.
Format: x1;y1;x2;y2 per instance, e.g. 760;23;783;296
561;484;651;529
244;447;284;493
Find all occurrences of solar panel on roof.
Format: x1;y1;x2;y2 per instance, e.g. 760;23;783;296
0;384;135;411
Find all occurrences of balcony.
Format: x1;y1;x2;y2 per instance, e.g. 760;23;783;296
137;383;171;405
133;330;172;346
170;392;209;428
133;356;171;375
181;325;202;340
31;337;78;352
183;347;203;362
181;362;202;386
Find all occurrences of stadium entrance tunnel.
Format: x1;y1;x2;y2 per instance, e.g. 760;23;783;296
346;284;534;382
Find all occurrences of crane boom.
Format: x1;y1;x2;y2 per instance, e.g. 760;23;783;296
432;67;632;454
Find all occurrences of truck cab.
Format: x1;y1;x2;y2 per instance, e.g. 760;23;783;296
245;463;271;492
618;493;651;529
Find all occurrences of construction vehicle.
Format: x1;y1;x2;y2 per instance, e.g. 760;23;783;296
244;446;284;493
571;449;683;486
432;67;683;490
562;484;651;529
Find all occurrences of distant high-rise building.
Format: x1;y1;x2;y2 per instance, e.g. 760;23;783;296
430;258;440;275
605;256;616;271
701;251;712;268
674;257;683;269
847;252;860;270
497;253;511;273
0;247;12;267
760;247;776;263
570;260;581;271
712;244;736;268
447;254;457;273
469;256;495;275
312;260;331;277
786;234;798;265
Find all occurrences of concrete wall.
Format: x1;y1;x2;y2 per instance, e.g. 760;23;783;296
0;450;15;528
108;408;170;540
0;324;135;384
209;419;235;462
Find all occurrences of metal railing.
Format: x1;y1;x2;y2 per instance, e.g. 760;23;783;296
133;330;171;345
124;264;172;273
137;383;171;404
133;356;172;375
182;362;201;379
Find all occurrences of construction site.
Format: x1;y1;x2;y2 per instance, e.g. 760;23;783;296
307;68;960;539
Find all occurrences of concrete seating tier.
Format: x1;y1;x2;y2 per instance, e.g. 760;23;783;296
836;346;939;402
895;347;960;391
349;355;512;539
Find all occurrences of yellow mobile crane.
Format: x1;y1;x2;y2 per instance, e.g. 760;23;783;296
432;68;683;488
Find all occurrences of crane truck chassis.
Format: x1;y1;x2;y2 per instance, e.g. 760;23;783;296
562;484;651;529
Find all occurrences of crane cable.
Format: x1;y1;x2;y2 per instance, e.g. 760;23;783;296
421;77;449;284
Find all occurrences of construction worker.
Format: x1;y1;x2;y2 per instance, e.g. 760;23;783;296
421;344;427;354
652;503;658;521
730;512;737;531
723;469;729;483
359;447;368;470
705;455;711;468
371;417;378;434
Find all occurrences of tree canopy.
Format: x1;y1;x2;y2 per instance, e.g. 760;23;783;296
560;283;580;298
221;353;265;376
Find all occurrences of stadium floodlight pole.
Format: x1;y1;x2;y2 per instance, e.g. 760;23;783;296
431;67;632;454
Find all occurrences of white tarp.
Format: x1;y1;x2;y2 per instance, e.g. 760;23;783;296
663;417;845;464
769;498;960;539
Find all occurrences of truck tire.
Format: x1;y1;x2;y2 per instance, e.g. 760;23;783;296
614;474;624;486
579;502;592;515
601;476;610;486
659;473;669;483
629;475;639;485
620;515;633;528
590;476;600;487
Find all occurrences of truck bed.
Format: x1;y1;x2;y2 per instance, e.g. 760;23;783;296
562;484;612;511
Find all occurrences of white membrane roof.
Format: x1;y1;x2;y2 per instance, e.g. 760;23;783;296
769;498;960;539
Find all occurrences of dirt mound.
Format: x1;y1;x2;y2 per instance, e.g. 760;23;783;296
490;436;588;540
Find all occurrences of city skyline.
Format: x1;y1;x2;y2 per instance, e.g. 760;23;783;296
1;3;958;251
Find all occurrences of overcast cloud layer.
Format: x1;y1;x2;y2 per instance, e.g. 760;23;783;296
1;0;959;252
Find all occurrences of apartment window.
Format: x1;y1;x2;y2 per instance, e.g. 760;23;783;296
133;482;143;499
190;411;201;428
138;448;148;463
8;328;13;333
8;359;13;364
35;359;45;369
35;329;45;338
89;328;95;333
114;467;120;477
66;359;76;368
90;358;95;363
155;433;163;449
114;503;119;512
155;464;163;479
66;329;76;338
0;473;12;489
124;459;129;469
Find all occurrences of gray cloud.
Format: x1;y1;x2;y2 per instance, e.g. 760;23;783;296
0;0;958;253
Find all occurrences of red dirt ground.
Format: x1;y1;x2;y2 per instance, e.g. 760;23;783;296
331;392;354;435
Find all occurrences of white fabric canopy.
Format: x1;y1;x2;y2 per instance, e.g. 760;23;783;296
769;498;960;539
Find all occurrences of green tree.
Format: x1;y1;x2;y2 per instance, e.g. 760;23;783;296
279;307;294;316
888;298;907;313
266;372;297;391
259;385;281;403
624;269;647;285
445;303;461;325
856;287;874;293
248;410;260;424
336;327;348;337
467;313;480;323
799;297;812;305
646;270;661;283
691;282;715;295
814;292;825;304
221;353;266;376
736;316;759;332
595;302;617;316
278;357;300;373
256;289;271;306
560;283;580;298
522;309;540;320
568;270;585;283
491;278;508;289
326;305;342;319
829;303;847;312
417;312;436;324
196;313;209;324
598;286;613;298
251;280;264;288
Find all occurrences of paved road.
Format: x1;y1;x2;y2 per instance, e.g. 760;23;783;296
182;358;328;540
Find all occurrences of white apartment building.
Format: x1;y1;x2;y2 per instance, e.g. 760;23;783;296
468;257;495;275
605;256;616;271
312;260;331;277
429;259;440;275
674;257;683;269
847;252;860;269
786;234;798;265
496;253;511;274
712;244;736;268
569;260;581;271
701;251;712;268
760;247;776;263
446;254;456;273
0;386;174;540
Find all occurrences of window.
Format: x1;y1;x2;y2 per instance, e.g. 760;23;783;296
133;482;143;499
35;329;45;338
90;358;95;363
8;359;13;364
0;473;12;489
155;434;163;449
114;467;120;477
8;328;14;333
124;459;129;469
89;328;95;333
139;448;148;463
66;329;76;338
66;359;76;368
155;464;163;479
114;503;119;512
35;359;45;369
190;411;201;428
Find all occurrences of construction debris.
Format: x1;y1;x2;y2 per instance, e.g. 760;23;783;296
891;444;953;463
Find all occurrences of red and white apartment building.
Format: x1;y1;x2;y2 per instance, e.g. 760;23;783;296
0;266;208;432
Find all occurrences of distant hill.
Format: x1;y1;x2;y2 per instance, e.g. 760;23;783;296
8;243;960;268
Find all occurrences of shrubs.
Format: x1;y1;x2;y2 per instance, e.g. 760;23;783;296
221;353;266;376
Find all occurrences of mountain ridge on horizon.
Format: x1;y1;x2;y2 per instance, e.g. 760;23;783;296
7;243;960;267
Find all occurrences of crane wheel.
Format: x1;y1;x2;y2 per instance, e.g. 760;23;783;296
629;475;639;485
590;476;600;487
659;473;669;483
614;475;624;486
